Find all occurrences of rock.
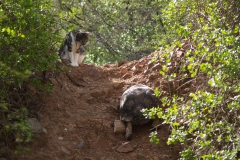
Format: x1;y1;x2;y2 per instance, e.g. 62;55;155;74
104;64;110;68
26;118;43;133
121;67;128;74
89;66;102;80
43;128;47;133
116;142;133;153
112;82;124;89
58;137;64;140
131;65;136;71
136;153;146;160
176;51;183;58
77;141;85;149
131;65;142;74
117;61;127;67
61;146;71;155
114;120;126;134
67;123;76;131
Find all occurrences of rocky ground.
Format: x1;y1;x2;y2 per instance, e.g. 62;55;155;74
3;52;184;160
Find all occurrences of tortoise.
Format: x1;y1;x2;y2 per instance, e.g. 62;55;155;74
119;84;160;140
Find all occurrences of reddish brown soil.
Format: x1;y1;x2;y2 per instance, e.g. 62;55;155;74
10;54;181;160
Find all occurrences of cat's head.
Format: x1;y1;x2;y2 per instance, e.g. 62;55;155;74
75;30;91;46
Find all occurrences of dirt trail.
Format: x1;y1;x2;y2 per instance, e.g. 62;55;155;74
13;54;180;160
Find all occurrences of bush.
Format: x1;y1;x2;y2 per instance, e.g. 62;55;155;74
144;0;240;159
0;0;60;146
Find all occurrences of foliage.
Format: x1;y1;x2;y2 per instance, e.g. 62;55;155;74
144;0;240;159
0;0;60;147
54;0;170;65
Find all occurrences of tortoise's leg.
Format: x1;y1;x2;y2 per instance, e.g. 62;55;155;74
125;122;132;140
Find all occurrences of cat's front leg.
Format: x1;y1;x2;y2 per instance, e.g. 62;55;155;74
68;52;74;63
78;54;85;64
70;53;79;67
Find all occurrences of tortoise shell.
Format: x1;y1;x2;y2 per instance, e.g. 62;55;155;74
120;84;159;124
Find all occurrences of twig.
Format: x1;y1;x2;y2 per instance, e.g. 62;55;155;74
54;76;64;89
150;122;165;131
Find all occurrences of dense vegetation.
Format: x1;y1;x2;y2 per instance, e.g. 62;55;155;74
54;0;169;64
144;0;240;159
0;0;239;159
0;0;60;146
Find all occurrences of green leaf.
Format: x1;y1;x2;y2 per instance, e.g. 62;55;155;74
154;88;161;97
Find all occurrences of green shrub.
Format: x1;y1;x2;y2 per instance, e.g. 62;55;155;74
144;0;240;159
0;0;60;145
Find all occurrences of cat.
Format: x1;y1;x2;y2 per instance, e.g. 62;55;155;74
58;30;90;67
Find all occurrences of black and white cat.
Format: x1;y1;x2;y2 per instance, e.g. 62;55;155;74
58;30;90;67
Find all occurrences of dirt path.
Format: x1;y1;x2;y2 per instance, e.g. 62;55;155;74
12;54;180;160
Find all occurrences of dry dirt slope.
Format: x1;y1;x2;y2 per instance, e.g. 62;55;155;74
15;54;181;160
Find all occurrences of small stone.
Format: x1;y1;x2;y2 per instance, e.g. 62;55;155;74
61;146;71;155
136;153;146;160
131;65;136;71
112;83;124;89
116;142;133;153
68;123;76;131
121;67;128;74
77;141;85;149
58;137;64;140
176;51;183;58
114;120;126;134
117;61;127;67
26;118;43;133
43;128;47;133
89;66;102;80
104;64;110;68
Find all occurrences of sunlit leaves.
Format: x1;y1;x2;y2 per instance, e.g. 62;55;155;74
154;88;161;97
149;131;160;144
145;0;240;159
